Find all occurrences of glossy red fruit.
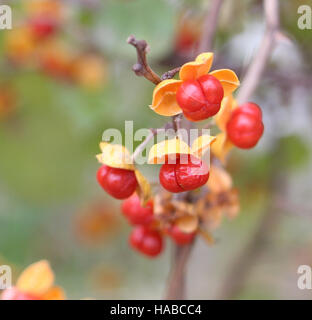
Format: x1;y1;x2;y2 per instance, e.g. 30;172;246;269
159;155;209;193
231;102;262;120
121;193;154;226
176;74;224;121
226;106;264;149
30;17;58;39
168;225;196;245
97;165;137;200
1;287;39;300
129;226;163;257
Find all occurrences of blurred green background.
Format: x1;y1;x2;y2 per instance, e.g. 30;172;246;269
0;0;311;299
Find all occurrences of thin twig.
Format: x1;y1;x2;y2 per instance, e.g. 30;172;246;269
161;67;181;80
197;0;224;54
127;35;162;85
131;129;157;162
237;0;280;103
172;114;183;132
131;127;171;161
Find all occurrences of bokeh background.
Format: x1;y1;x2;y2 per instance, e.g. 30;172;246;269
0;0;311;299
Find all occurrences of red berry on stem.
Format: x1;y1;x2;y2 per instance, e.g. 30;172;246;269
176;74;224;121
121;193;154;225
129;226;163;257
159;155;209;193
231;102;262;120
226;104;264;149
97;165;137;199
168;225;196;245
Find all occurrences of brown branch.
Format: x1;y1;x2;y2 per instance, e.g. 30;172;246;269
197;0;224;54
237;0;280;103
164;114;193;300
127;35;162;85
165;242;194;300
127;35;208;301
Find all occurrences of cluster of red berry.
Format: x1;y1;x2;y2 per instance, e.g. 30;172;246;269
6;1;64;68
97;167;195;257
96;51;264;258
176;74;264;148
6;1;106;89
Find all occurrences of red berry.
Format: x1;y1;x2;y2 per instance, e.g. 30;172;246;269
168;225;196;245
159;155;209;193
231;102;262;120
175;32;196;54
30;17;58;39
176;74;224;121
227;109;264;149
121;193;154;226
129;226;163;258
97;165;137;199
1;287;39;300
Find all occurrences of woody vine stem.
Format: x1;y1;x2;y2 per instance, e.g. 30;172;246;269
127;35;194;299
127;0;281;301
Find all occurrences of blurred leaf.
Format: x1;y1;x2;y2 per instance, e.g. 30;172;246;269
94;0;176;59
274;135;310;170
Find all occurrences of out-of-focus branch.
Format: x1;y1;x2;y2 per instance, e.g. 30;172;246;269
237;0;281;103
165;242;194;300
127;35;162;85
218;171;286;299
265;71;312;89
197;0;224;54
218;202;283;299
274;196;312;218
217;2;286;299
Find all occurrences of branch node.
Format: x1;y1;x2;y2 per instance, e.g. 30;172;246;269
161;67;181;81
127;35;161;85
